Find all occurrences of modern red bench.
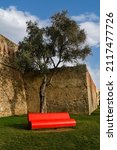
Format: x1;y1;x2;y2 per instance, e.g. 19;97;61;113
28;112;76;129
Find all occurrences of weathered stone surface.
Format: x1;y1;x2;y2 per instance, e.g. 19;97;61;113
86;70;97;114
0;34;18;64
24;66;97;114
0;34;98;117
0;35;27;117
0;63;27;117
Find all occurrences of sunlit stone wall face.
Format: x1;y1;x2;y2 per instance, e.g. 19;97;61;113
0;35;27;117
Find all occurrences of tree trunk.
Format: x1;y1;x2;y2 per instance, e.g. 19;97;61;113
39;74;47;113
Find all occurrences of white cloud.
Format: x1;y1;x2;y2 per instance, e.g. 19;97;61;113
71;12;99;22
80;21;100;47
0;6;49;43
72;13;100;47
0;7;100;48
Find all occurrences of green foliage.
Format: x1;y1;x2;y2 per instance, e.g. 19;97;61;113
15;11;91;73
0;108;100;150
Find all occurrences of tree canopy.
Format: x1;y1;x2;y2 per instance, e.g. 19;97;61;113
15;11;91;73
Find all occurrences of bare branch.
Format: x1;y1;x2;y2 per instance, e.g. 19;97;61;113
50;57;56;68
46;58;62;86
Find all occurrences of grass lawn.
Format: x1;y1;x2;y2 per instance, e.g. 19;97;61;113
0;108;100;150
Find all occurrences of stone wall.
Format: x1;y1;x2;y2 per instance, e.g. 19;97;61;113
24;65;95;114
0;64;27;117
0;34;27;117
86;70;97;114
0;34;98;117
0;34;17;64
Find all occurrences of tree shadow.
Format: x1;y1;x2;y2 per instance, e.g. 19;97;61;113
7;123;29;130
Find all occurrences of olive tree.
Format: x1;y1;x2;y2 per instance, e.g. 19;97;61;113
15;11;91;113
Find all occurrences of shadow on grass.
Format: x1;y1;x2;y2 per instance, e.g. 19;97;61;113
7;123;29;130
6;123;76;133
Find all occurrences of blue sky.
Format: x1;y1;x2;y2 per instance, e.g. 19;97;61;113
0;0;100;17
0;0;100;88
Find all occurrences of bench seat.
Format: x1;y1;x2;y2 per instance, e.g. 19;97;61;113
28;112;76;129
31;119;76;129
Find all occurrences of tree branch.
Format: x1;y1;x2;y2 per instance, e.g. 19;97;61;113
46;58;62;86
50;57;56;68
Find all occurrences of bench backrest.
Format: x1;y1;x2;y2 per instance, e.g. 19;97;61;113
28;112;70;122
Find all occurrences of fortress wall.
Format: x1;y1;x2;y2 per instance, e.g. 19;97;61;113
86;70;97;115
0;64;27;117
24;66;90;114
0;35;27;117
0;34;98;116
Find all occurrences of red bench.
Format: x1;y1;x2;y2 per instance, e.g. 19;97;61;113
28;112;76;129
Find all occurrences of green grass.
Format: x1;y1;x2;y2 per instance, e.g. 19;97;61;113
0;108;100;150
